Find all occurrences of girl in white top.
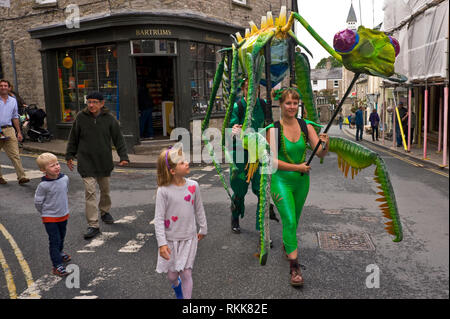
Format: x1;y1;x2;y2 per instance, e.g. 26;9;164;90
154;146;207;299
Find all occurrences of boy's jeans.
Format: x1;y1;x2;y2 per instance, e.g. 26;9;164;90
44;220;68;267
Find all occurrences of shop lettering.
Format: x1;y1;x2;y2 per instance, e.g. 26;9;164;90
136;29;172;36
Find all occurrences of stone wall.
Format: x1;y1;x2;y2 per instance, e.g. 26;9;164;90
0;0;291;112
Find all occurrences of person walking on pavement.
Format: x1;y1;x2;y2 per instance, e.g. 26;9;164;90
65;92;129;239
396;101;408;147
0;79;30;185
369;108;380;141
355;106;364;141
138;84;154;139
338;113;343;130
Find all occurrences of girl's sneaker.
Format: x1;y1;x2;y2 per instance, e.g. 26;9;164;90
172;277;183;299
52;265;70;277
61;253;71;263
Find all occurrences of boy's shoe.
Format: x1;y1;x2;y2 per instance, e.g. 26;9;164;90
52;265;70;277
84;227;101;239
61;253;71;263
172;277;183;299
101;212;114;224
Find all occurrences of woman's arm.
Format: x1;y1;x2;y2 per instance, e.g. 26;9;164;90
306;124;329;158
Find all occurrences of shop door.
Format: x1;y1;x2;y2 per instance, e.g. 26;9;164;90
136;56;174;139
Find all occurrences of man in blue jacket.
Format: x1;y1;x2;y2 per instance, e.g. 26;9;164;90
355;106;365;141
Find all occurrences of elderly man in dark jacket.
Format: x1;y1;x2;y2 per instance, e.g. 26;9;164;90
66;92;129;239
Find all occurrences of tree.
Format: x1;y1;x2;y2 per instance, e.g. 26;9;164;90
315;56;343;69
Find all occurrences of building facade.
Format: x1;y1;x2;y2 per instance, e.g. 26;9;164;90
0;0;290;151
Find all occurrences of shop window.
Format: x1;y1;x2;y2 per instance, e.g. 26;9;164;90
190;42;226;115
131;40;177;55
56;44;118;123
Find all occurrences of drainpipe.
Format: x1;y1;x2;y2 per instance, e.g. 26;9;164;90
10;40;18;93
443;84;448;167
438;88;442;152
407;86;412;152
423;82;429;159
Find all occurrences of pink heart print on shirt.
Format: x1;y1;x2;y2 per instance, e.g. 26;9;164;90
191;200;194;205
184;194;191;202
171;216;178;222
188;185;196;194
164;220;170;228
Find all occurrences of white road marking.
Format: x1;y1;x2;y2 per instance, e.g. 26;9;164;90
73;295;98;299
18;274;62;299
2;170;43;182
189;173;205;180
87;267;120;288
118;233;153;253
201;166;215;172
114;210;144;224
77;232;119;253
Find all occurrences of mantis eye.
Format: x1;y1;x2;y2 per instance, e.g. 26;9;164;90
389;36;400;57
333;29;359;53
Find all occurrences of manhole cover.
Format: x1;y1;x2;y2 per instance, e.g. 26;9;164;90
317;232;375;251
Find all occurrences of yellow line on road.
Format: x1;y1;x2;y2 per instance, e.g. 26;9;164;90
0;247;17;299
0;223;39;298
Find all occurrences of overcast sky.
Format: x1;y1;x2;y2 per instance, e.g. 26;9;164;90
294;0;385;68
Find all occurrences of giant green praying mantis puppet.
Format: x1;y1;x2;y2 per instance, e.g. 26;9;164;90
201;6;405;265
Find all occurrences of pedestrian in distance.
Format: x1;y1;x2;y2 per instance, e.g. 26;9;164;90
395;101;408;147
65;91;129;240
369;108;380;141
355;106;364;141
154;146;207;299
266;87;329;287
0;79;30;185
34;152;72;277
338;113;343;130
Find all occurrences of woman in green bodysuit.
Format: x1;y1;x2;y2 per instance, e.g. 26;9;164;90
266;88;329;287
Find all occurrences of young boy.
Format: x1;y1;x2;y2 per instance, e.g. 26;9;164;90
34;152;72;277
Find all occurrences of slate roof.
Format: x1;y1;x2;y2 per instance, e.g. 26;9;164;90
310;67;343;80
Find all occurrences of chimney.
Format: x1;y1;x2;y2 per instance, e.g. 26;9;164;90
326;59;332;70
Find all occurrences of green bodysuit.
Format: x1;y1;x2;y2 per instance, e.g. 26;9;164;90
229;97;265;230
269;123;310;255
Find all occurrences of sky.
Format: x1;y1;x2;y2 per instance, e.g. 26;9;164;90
294;0;385;68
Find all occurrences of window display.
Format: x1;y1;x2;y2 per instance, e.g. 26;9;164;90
56;44;118;122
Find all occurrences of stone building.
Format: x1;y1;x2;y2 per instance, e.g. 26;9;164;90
0;0;293;150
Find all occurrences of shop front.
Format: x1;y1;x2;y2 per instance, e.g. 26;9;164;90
29;12;242;151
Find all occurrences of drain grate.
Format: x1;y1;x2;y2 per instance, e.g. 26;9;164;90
317;232;375;251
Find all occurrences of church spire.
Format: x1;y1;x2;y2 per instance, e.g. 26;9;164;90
346;1;357;30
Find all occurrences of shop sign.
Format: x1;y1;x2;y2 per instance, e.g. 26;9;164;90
136;29;172;37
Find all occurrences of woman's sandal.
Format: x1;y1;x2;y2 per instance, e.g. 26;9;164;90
289;260;304;287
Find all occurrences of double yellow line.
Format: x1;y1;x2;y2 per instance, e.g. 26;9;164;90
0;223;38;299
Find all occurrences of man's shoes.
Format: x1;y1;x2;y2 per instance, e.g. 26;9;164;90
0;177;7;185
101;212;114;224
289;260;304;287
84;227;101;240
231;216;240;234
18;177;30;185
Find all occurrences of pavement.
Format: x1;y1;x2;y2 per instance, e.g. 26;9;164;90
342;125;449;171
18;125;449;171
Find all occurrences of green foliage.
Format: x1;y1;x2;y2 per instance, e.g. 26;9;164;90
315;56;343;69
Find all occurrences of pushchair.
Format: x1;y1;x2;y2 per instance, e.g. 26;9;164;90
24;104;52;143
